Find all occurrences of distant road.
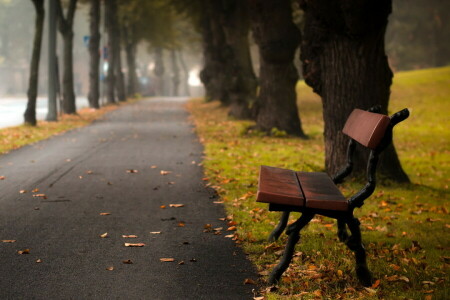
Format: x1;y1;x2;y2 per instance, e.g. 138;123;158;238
0;97;89;129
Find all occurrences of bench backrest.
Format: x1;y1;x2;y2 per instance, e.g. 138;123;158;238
342;109;391;149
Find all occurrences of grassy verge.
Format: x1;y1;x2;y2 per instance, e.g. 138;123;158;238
187;66;450;299
0;101;133;155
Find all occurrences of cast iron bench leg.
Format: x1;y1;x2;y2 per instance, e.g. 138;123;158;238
337;218;349;242
268;213;315;285
268;211;290;241
345;217;373;287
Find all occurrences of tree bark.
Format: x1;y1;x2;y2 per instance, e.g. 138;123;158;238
153;47;165;96
300;0;409;182
24;0;45;126
114;18;126;102
56;0;77;115
219;0;257;119
87;0;100;109
249;0;307;137
105;0;116;104
170;49;180;97
177;51;190;97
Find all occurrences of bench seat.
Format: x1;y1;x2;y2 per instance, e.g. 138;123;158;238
257;166;348;211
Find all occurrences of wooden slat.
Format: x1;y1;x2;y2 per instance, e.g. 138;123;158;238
342;109;391;149
257;166;304;206
297;172;348;211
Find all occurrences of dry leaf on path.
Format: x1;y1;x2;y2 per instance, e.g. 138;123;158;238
18;249;30;254
122;259;133;264
160;170;171;175
160;258;175;262
150;231;161;234
160;205;166;209
19;190;27;194
86;170;93;174
2;240;16;243
0;176;5;180
32;188;39;193
126;169;138;173
36;259;42;263
122;235;138;238
124;243;145;247
106;266;114;271
243;278;256;285
177;221;186;227
100;232;108;238
99;212;111;216
169;204;184;208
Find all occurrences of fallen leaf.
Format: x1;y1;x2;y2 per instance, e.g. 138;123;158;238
122;259;133;264
213;201;224;204
313;290;322;297
160;170;171;175
99;212;111;216
33;194;47;199
150;165;157;169
399;276;410;283
100;232;108;238
168;181;175;185
106;266;114;271
107;182;113;185
36;259;42;263
227;226;237;231
372;279;381;288
124;243;145;247
122;235;138;238
126;169;138;173
190;258;197;262
169;204;184;208
160;205;166;209
2;240;16;243
243;278;256;285
177;221;186;227
0;176;5;180
364;287;377;294
160;258;175;262
337;269;343;277
225;234;235;238
86;170;93;174
150;231;161;234
18;249;30;254
178;261;185;265
32;188;39;193
19;190;27;194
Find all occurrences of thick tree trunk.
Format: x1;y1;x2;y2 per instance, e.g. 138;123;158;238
56;0;77;114
249;0;306;137
300;0;409;182
105;0;116;104
24;0;45;126
199;0;231;104
87;0;100;109
220;0;257;119
170;50;180;97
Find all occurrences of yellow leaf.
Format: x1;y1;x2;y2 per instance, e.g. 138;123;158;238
100;232;108;238
178;221;186;227
337;269;343;277
150;231;161;234
169;204;184;208
160;258;175;262
122;235;138;238
124;243;145;247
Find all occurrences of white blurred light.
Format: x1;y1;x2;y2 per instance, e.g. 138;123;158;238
188;69;201;86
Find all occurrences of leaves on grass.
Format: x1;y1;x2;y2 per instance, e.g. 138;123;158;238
160;258;175;262
124;243;145;247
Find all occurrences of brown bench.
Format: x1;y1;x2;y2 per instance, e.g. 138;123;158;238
256;106;409;286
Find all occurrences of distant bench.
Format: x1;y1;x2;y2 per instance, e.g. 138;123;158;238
256;106;409;286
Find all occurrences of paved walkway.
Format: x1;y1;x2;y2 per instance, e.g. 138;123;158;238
0;98;257;299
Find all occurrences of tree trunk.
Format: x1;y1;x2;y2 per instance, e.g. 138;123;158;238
87;0;100;109
114;18;126;102
170;50;180;97
123;25;138;97
219;0;257;119
300;0;409;182
56;0;77;114
153;47;165;96
199;0;231;104
249;0;307;137
24;0;45;126
105;0;116;104
177;51;190;97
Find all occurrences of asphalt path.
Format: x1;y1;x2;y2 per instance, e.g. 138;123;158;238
0;97;257;299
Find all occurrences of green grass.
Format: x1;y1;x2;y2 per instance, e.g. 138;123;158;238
187;66;450;299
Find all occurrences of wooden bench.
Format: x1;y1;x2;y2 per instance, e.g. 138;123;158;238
256;106;410;286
